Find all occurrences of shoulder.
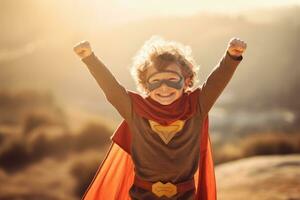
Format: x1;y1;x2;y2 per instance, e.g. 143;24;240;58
186;87;202;99
127;89;144;99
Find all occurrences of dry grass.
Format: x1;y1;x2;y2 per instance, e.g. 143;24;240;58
241;132;300;156
70;152;104;197
0;90;112;173
213;132;300;165
0;122;111;172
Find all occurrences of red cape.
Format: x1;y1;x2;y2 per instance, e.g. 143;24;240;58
81;88;217;200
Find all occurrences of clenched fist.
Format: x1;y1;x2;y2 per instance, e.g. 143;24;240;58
227;38;247;58
73;40;93;59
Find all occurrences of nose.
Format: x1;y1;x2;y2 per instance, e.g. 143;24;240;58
159;83;170;92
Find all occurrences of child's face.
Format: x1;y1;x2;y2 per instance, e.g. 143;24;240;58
146;63;190;105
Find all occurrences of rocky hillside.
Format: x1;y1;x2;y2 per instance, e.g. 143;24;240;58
216;154;300;200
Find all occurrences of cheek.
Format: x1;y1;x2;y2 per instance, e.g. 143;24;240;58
174;89;183;98
149;91;157;98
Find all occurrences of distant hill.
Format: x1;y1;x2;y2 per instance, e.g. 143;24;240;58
1;5;299;128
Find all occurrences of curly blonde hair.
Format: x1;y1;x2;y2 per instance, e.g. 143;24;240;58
130;35;200;95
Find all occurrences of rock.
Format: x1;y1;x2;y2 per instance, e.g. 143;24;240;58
215;154;300;200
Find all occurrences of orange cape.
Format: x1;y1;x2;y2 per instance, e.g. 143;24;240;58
81;88;217;200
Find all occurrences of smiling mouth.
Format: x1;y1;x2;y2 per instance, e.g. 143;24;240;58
157;93;175;98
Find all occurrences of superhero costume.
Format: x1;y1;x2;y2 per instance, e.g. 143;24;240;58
79;51;242;200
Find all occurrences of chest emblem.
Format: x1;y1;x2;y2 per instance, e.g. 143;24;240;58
148;120;185;144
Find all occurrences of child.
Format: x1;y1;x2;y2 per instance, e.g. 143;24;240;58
73;36;246;200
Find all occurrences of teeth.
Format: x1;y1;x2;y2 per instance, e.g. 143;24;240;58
158;93;173;97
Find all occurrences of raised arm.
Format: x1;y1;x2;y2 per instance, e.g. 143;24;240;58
199;38;247;117
73;41;132;121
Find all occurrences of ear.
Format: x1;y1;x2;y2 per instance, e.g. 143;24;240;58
184;77;191;90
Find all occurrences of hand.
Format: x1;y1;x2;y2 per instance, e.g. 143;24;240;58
73;40;93;59
227;38;247;58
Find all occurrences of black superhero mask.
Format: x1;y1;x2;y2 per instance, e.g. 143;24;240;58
146;70;185;91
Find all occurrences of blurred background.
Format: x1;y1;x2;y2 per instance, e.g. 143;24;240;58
0;0;300;199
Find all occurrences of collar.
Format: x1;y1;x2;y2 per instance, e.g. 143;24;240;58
128;88;200;125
